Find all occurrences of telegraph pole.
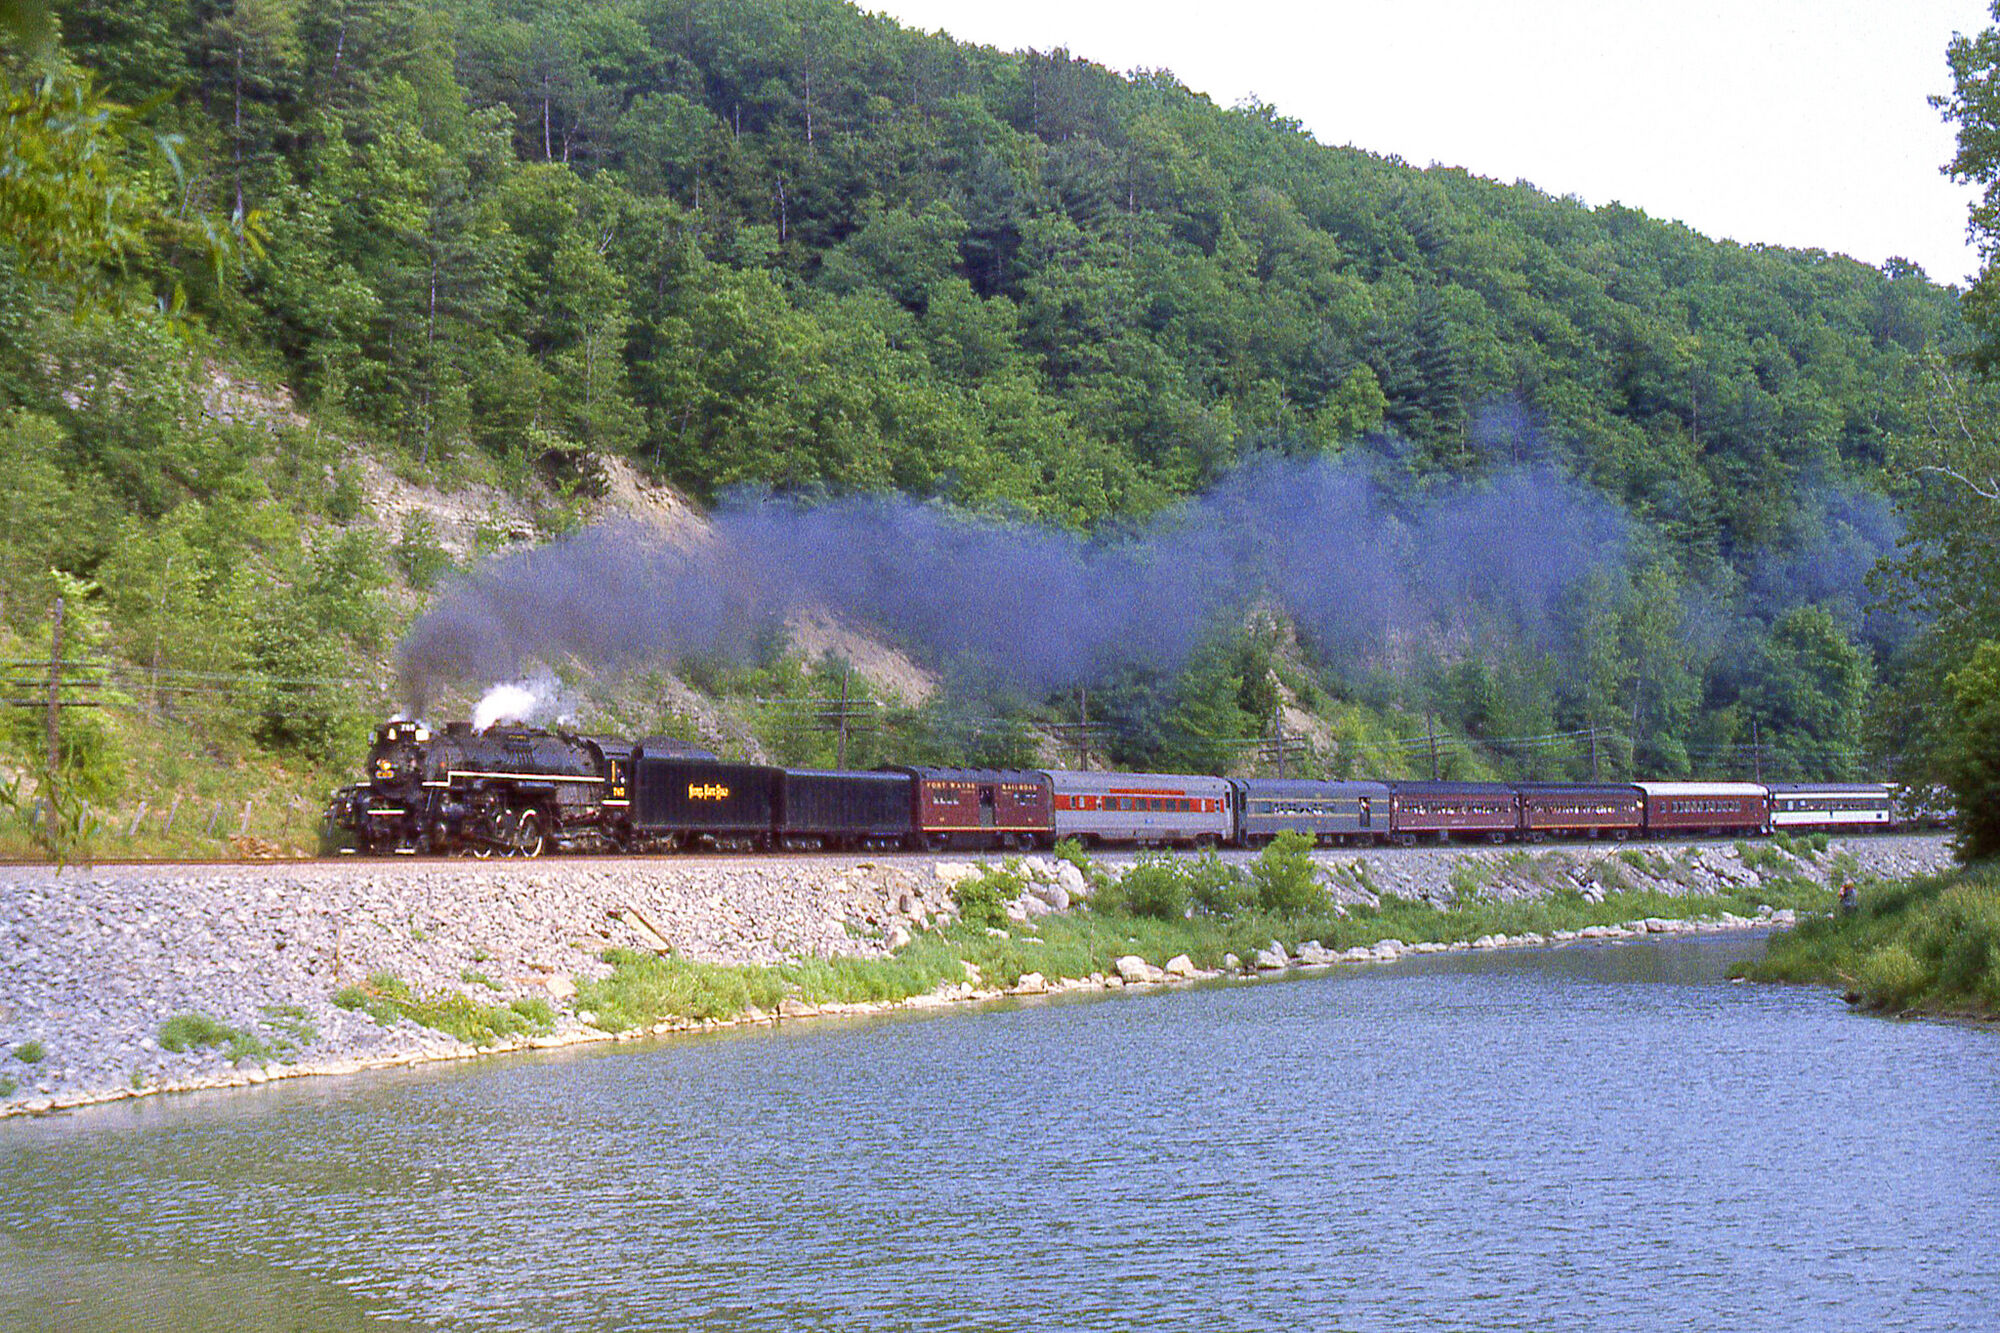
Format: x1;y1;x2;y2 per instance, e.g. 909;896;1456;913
46;596;63;773
835;664;850;770
1427;710;1440;781
1589;723;1600;782
1048;686;1107;771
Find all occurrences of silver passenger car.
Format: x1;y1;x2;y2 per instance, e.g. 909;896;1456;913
1041;769;1233;847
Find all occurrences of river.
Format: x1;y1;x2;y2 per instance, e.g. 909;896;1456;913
3;934;1996;1331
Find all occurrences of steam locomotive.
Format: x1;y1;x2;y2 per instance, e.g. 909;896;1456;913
326;718;1927;857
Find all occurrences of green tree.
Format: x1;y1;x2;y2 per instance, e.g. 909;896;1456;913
1940;640;2000;861
1746;606;1875;780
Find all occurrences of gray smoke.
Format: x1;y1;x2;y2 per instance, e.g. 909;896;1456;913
395;455;1630;708
1746;480;1914;653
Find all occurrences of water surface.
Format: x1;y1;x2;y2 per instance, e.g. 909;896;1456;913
4;937;1996;1331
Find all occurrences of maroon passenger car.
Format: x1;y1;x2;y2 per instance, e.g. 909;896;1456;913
1512;783;1643;840
892;767;1053;850
1634;781;1769;836
1385;781;1519;844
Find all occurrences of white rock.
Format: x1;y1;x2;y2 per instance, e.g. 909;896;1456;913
934;863;982;887
1114;955;1165;985
885;925;913;950
1027;880;1071;911
1164;953;1199;979
1056;862;1089;898
1339;946;1374;963
1013;972;1048;994
1295;941;1335;965
1253;944;1290;971
1221;952;1241;971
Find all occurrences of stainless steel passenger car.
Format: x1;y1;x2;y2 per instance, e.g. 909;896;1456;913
1765;782;1894;832
1042;769;1233;847
1232;779;1391;846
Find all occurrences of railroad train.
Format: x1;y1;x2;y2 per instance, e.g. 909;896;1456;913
325;719;1931;857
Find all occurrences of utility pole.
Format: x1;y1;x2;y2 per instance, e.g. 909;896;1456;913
1047;686;1107;771
1079;686;1091;771
1274;706;1287;779
835;663;850;770
1589;723;1600;782
46;596;63;774
1751;718;1762;783
1427;710;1440;781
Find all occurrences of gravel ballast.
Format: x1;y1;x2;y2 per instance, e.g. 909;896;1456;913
0;835;1958;1117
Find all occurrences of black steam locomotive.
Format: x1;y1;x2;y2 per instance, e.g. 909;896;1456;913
327;720;637;856
327;718;929;856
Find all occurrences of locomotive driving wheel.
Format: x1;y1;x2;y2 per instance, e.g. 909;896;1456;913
503;809;545;858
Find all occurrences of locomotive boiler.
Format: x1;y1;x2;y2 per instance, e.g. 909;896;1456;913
329;719;633;856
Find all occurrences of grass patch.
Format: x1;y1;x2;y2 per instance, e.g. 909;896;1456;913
0;1076;14;1097
1737;861;2000;1017
13;1040;44;1064
333;972;554;1046
158;1012;269;1065
570;841;1833;1034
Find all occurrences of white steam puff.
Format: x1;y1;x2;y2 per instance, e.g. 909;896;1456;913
472;684;538;732
472;673;574;731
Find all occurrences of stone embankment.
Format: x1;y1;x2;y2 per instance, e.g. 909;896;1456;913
0;834;1955;1118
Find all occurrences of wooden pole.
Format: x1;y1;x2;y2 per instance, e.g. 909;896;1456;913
835;664;849;770
45;595;63;774
1079;687;1091;771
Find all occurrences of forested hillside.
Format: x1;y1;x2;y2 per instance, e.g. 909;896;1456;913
0;0;1981;847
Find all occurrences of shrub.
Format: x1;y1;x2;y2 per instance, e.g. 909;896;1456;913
13;1039;44;1064
953;868;1017;930
1119;853;1191;921
1248;830;1326;914
1856;944;1928;1011
393;512;455;590
1187;851;1251;915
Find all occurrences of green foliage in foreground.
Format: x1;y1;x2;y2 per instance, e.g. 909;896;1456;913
575;873;1832;1034
1739;862;2000;1017
1096;833;1329;919
334;972;555;1046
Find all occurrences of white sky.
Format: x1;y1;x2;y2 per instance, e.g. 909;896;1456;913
867;0;1993;286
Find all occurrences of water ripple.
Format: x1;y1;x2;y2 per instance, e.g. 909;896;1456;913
3;937;1997;1332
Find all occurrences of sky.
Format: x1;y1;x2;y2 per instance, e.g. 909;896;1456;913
866;0;1993;286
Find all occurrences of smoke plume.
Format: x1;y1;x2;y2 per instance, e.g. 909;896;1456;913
396;456;1630;709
